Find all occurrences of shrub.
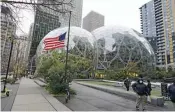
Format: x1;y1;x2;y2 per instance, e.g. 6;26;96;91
77;74;87;79
36;51;92;94
4;78;16;84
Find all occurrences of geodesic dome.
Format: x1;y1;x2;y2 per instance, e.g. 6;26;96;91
92;25;156;73
36;26;95;59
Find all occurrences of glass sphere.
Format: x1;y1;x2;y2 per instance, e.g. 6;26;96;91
92;25;156;73
36;26;94;59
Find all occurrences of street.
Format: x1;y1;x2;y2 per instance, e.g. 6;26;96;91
1;82;19;111
56;82;170;111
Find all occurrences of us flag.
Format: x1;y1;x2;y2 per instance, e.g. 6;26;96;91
43;32;67;50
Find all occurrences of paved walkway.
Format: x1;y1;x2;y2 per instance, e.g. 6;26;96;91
74;82;175;111
11;78;71;111
1;83;19;111
56;82;171;111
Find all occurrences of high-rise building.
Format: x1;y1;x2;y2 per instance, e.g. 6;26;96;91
37;0;83;27
83;11;105;32
140;0;175;68
28;7;61;74
28;7;61;60
59;0;83;27
1;5;16;74
27;23;35;73
26;23;34;62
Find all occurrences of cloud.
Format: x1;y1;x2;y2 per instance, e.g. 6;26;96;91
82;0;150;32
18;0;150;35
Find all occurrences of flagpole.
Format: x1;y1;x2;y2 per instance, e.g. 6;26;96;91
65;11;72;84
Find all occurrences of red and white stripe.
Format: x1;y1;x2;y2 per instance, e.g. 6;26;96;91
44;37;59;43
43;37;65;50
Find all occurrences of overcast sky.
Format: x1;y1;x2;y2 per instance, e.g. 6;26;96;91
82;0;150;31
17;0;150;35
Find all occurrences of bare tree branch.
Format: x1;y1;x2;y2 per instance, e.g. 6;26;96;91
1;0;74;35
1;0;70;5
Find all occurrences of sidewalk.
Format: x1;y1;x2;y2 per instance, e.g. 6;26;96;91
75;81;175;111
11;78;71;111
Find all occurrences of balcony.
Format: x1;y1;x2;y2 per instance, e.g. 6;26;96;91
156;28;164;32
157;45;165;49
155;13;163;18
156;24;164;28
158;57;163;60
157;46;165;49
158;38;164;42
155;5;162;10
157;53;165;56
155;6;162;12
156;29;164;33
168;26;172;30
157;42;164;45
156;17;163;22
154;1;161;5
157;34;164;37
156;17;163;25
157;37;164;41
158;48;165;51
156;31;164;35
157;60;163;63
155;10;162;15
157;28;164;32
154;4;162;10
156;22;163;26
157;47;165;50
154;0;161;4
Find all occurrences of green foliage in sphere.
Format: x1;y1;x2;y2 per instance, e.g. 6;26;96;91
36;51;92;94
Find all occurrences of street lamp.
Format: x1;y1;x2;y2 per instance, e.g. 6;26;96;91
2;35;14;92
1;35;31;92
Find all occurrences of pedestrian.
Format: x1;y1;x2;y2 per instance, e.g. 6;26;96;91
147;80;152;96
124;77;131;91
132;77;148;111
168;80;175;108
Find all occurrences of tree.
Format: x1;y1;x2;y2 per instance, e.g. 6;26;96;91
36;51;92;93
1;0;74;34
168;66;173;72
10;39;28;78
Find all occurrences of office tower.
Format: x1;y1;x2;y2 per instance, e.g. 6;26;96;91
37;0;83;27
26;23;34;62
27;23;35;73
28;8;61;61
1;5;16;74
140;0;175;68
59;0;83;27
83;11;105;32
